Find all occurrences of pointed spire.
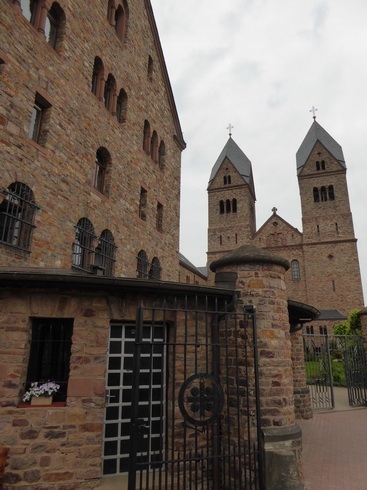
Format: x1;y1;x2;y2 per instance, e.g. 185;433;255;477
208;137;253;185
296;120;345;174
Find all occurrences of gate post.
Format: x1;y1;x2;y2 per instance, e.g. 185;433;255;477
211;244;304;490
291;330;313;419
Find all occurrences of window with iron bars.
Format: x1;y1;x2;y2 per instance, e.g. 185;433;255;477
0;182;38;252
72;218;96;273
24;318;73;403
149;257;161;280
137;250;149;278
95;229;117;276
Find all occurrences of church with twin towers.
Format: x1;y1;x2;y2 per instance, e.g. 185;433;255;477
205;117;364;331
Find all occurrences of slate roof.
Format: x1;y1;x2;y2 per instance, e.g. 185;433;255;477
296;120;345;174
179;253;207;279
317;309;347;320
208;137;253;185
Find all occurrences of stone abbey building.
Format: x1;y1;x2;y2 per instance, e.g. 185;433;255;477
207;121;365;331
0;0;363;489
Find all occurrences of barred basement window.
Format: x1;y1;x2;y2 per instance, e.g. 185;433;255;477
149;257;161;280
137;249;149;278
95;229;117;276
72;218;96;272
25;318;73;403
0;182;38;252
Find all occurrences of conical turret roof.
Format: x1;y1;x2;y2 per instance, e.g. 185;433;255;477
208;137;253;185
296;120;345;174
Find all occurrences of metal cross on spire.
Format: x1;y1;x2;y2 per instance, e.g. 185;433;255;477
227;123;234;137
309;106;318;120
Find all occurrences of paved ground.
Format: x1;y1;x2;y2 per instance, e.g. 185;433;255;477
299;387;367;490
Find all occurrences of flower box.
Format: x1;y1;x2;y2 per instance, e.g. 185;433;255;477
30;395;53;406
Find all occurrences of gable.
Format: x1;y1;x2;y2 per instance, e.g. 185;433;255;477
298;141;347;177
296;121;345;175
254;213;303;247
208;158;249;190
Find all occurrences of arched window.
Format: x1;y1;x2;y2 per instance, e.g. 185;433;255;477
20;0;35;23
150;131;158;162
104;74;117;113
137;250;149;278
219;200;224;214
228;175;231;184
156;202;163;232
143;120;150;153
291;260;300;280
158;141;165;169
94;147;111;194
328;185;335;200
320;186;327;201
316;161;320;171
91;57;104;100
321;160;325;170
72;218;96;272
147;55;153;81
0;182;38;251
44;2;65;51
223;176;227;185
95;229;116;276
107;0;128;42
149;257;161;280
313;187;320;202
116;89;127;123
225;199;231;213
232;198;237;213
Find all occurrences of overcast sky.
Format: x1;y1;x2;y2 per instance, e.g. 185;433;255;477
151;0;367;300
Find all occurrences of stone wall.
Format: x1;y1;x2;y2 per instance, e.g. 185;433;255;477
0;289;114;487
1;0;184;281
291;330;312;420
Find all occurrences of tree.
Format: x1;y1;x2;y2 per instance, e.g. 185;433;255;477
333;309;361;335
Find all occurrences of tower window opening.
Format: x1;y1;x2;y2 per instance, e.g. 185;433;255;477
320;186;327;202
335;223;339;234
219;235;222;245
316;161;320;171
228;175;231;184
232;198;237;213
321;160;325;170
332;280;336;291
313;187;320;203
328;185;335;200
225;199;231;213
219;200;224;214
317;225;320;234
223;176;227;185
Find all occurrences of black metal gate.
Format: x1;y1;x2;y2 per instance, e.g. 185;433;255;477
104;297;264;489
303;334;367;410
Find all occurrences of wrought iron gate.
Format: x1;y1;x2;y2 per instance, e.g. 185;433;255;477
104;298;264;489
303;334;367;410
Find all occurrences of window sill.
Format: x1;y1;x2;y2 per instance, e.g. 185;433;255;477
18;402;66;408
27;137;48;154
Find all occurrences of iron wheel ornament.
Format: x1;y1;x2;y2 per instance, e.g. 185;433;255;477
178;373;224;426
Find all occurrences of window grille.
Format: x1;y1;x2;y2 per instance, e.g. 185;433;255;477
25;318;73;403
72;218;96;273
137;250;149;278
95;230;117;276
0;182;38;251
149;257;161;280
